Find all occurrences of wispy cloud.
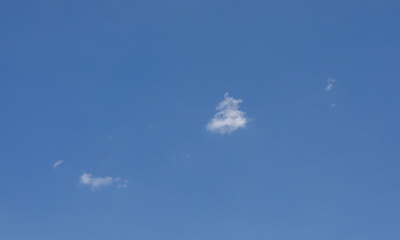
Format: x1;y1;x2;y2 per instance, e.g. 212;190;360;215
53;160;64;170
325;77;336;91
116;178;129;189
80;172;127;190
330;103;336;108
206;93;248;134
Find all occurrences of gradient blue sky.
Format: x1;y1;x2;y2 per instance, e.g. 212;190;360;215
1;1;400;239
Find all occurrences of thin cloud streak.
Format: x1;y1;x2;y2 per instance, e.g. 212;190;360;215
53;160;64;169
80;172;127;190
206;93;248;134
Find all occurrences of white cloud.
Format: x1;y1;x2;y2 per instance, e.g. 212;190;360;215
325;77;336;91
330;103;336;108
206;93;248;134
53;160;64;169
80;172;127;190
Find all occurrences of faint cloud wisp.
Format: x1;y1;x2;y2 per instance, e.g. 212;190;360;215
325;77;336;91
53;160;64;170
80;172;127;190
116;178;129;189
206;93;248;134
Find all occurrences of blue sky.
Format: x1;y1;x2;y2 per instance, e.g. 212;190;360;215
1;0;400;239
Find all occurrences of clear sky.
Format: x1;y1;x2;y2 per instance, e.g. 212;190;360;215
1;1;400;239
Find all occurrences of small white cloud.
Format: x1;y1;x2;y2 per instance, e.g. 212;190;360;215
325;77;336;91
53;160;64;169
80;172;127;190
206;93;248;134
330;103;336;108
